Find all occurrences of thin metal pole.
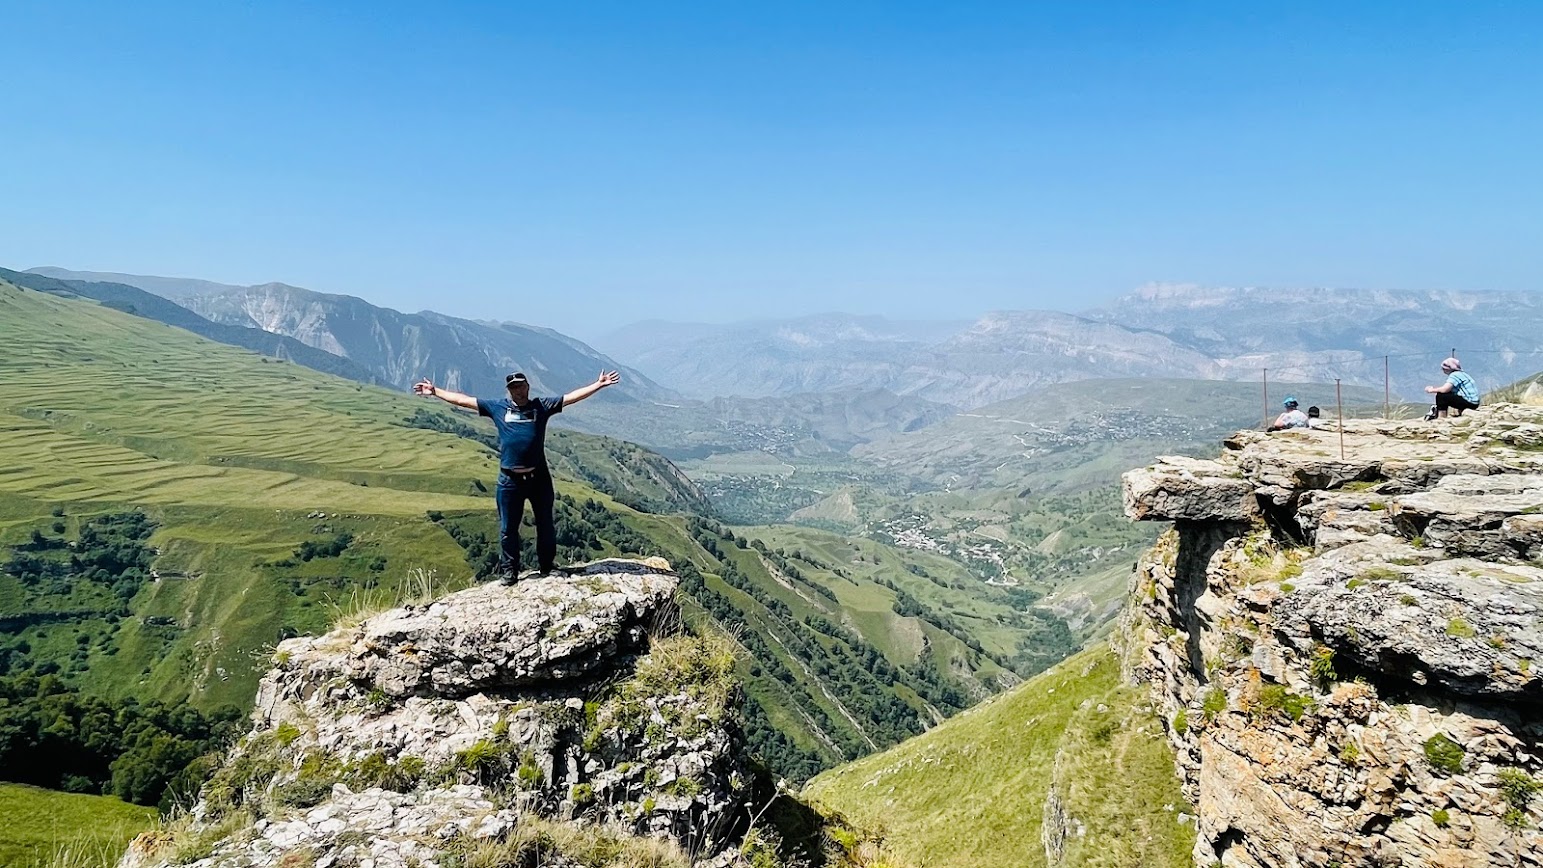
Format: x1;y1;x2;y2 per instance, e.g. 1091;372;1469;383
1388;354;1401;419
1262;368;1269;429
1336;379;1345;460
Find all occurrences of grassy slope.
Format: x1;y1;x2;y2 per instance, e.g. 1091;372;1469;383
803;644;1194;868
0;783;156;868
0;280;1053;780
1;281;506;707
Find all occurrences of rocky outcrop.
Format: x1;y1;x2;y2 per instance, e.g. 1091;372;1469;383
1123;406;1543;868
120;559;758;868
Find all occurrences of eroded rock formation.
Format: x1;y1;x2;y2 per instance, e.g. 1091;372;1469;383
120;558;757;868
1125;406;1543;868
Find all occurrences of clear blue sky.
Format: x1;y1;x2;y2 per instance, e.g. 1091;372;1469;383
2;1;1540;338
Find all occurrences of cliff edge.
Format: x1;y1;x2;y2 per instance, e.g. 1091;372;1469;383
1124;406;1543;867
119;558;760;868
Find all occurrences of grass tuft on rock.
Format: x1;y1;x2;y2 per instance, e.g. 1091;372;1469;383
1308;645;1338;691
1252;685;1312;723
446;814;690;868
1422;734;1465;776
1445;618;1476;639
1497;768;1539;829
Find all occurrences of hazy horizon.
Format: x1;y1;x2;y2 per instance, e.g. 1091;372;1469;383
26;263;1539;348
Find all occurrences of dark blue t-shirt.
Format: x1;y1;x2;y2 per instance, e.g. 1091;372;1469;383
476;396;564;470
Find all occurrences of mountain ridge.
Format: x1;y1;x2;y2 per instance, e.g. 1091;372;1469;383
596;283;1543;404
46;265;1543;415
0;267;388;387
26;266;252;299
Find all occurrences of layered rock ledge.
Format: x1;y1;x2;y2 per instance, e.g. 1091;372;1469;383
121;558;757;868
1124;406;1543;868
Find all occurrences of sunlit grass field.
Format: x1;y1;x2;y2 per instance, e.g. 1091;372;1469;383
804;645;1194;868
2;280;502;501
0;280;615;708
0;783;157;868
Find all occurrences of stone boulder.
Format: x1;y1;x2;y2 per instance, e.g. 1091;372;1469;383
1123;456;1259;522
259;562;675;705
121;558;757;868
1276;537;1543;700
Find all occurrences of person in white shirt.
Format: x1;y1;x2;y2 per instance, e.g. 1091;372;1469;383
1269;396;1309;431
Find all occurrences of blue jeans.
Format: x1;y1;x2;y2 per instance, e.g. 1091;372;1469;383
495;467;556;575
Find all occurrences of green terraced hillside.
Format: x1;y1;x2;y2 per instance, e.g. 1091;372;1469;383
0;279;1073;794
803;644;1194;868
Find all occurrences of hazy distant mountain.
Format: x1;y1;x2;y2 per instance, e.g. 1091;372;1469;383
600;311;1217;408
923;311;1219;402
853;377;1385;491
26;267;246;300
597;314;969;400
163;282;668;405
603;284;1543;405
693;389;958;453
1088;283;1543;392
31;268;663;403
39;270;683;441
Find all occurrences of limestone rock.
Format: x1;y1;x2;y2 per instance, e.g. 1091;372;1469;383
1123;456;1259;522
1122;404;1543;868
122;559;757;868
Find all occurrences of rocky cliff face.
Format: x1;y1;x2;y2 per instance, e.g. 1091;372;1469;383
175;282;668;404
1123;406;1543;867
120;559;761;868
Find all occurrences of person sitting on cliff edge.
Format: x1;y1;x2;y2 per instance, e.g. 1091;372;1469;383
1423;358;1480;420
1268;396;1309;431
413;369;621;583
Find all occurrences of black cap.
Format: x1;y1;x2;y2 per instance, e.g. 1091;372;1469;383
505;372;528;387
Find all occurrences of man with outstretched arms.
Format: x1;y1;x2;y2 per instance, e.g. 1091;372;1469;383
414;370;621;582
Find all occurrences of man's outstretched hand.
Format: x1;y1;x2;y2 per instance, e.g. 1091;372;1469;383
596;370;621;388
413;378;436;396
